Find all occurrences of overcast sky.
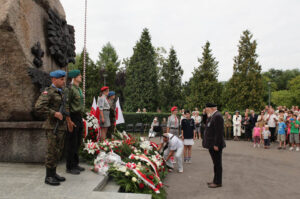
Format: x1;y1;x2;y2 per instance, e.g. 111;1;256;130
60;0;300;82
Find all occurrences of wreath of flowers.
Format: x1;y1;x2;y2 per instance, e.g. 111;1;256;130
81;129;168;199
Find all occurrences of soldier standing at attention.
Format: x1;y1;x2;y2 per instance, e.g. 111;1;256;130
107;91;116;139
35;70;74;186
65;70;85;175
98;86;110;140
167;106;180;137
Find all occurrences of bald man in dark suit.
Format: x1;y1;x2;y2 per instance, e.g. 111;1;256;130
203;103;226;188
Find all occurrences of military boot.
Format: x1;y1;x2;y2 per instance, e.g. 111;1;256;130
54;167;66;182
45;168;60;186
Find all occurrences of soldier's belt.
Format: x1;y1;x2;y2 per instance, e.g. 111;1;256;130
170;127;179;129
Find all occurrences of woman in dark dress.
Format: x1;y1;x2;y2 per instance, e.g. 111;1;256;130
242;113;252;141
181;110;196;163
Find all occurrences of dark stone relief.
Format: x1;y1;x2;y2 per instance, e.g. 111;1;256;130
27;67;51;92
31;41;44;68
47;9;76;67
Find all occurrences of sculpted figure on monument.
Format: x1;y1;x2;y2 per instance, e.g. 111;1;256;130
31;41;44;68
47;9;76;67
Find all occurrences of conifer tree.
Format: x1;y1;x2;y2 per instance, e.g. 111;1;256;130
124;28;159;112
96;42;120;90
188;41;220;109
159;47;183;111
225;30;264;111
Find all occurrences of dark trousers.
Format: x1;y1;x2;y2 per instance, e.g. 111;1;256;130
224;127;232;139
269;127;276;142
209;148;223;185
245;128;252;140
66;113;83;170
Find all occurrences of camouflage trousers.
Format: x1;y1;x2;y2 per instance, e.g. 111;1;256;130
45;130;65;169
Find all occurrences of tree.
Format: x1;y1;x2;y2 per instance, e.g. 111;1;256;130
271;90;294;108
187;41;221;110
124;28;159;112
159;47;183;111
96;42;120;90
262;68;300;90
225;30;264;111
288;75;300;105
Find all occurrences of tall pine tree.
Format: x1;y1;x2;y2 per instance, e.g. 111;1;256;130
225;30;264;111
159;47;183;111
124;28;159;112
96;42;120;90
187;41;220;109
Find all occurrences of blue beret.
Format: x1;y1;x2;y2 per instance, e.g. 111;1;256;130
68;69;81;78
50;70;66;78
108;91;115;97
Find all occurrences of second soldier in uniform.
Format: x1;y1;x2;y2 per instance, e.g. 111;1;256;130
65;70;85;174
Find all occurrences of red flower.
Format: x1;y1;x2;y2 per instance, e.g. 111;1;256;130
149;175;154;180
139;183;144;189
96;150;100;154
156;184;160;189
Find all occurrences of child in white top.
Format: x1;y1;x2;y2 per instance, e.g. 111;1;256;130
262;125;271;149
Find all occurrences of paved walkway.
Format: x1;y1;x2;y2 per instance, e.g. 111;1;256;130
0;162;150;199
163;139;300;199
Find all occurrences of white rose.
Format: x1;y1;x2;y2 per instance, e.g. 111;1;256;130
125;171;130;176
135;156;139;160
146;163;150;166
138;162;141;166
132;177;137;182
134;149;138;153
104;147;108;151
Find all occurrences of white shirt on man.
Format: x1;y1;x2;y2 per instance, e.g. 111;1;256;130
161;133;183;151
265;114;278;128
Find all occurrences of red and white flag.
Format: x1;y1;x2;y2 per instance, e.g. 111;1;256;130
115;98;125;125
90;97;100;121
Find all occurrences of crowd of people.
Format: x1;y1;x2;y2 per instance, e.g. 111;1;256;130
222;106;300;151
153;105;300;152
150;106;300;151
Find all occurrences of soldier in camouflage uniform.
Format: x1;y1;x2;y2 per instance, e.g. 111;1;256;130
107;91;116;139
35;70;73;186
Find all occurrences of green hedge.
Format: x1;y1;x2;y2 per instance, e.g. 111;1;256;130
117;112;171;131
116;111;257;131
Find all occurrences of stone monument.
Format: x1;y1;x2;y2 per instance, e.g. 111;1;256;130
0;0;75;162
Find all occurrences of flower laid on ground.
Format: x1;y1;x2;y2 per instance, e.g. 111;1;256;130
80;129;168;199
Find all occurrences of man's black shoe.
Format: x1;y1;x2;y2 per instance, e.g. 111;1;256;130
45;177;60;186
54;173;66;181
54;168;66;181
45;168;60;186
66;169;80;175
74;165;85;172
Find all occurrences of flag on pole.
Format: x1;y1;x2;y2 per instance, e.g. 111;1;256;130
115;98;125;124
90;97;100;121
